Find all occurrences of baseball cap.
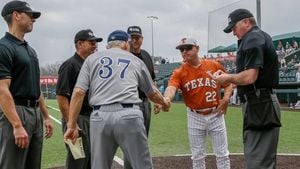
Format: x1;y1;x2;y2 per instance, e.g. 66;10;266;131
1;1;41;19
175;37;199;49
127;26;142;37
74;29;103;43
107;30;130;42
223;8;254;33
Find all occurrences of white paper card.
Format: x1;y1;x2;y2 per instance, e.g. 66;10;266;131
65;137;85;159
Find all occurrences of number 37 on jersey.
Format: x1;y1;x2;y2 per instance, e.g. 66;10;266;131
98;56;131;79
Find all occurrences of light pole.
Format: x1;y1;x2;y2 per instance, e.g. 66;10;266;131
147;16;158;58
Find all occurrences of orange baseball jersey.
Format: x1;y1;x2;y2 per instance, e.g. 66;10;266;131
168;59;228;109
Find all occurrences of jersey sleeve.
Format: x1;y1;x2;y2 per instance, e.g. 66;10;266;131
0;44;13;80
168;68;181;89
242;33;265;70
75;58;91;92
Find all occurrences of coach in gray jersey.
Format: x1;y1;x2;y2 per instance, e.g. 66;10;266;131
64;30;170;169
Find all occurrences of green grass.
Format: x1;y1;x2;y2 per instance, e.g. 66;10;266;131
42;100;300;168
42;107;66;169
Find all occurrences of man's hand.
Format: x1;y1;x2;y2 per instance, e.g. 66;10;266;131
153;97;171;114
44;118;54;139
161;97;171;112
214;70;231;85
64;123;80;144
214;98;230;115
13;125;29;149
154;103;162;114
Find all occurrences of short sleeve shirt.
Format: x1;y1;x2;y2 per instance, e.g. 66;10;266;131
0;32;40;99
236;26;279;95
75;48;155;106
168;59;228;109
56;53;92;114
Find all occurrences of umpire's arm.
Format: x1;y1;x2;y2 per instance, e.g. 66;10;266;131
64;87;85;143
0;79;29;148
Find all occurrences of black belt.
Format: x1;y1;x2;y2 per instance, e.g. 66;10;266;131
93;103;134;110
14;99;39;108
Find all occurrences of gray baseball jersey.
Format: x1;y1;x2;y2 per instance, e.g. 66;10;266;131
75;48;155;106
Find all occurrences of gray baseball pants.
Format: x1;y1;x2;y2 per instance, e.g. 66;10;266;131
243;127;280;169
124;98;152;169
90;103;152;169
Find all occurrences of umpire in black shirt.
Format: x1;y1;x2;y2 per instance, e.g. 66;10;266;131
0;1;53;169
125;26;156;169
56;29;102;169
215;9;281;169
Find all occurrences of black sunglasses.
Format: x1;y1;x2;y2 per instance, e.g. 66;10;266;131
179;45;194;52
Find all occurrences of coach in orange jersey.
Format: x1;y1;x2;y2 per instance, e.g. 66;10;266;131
162;37;232;169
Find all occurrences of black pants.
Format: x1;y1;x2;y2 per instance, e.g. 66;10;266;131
124;99;152;169
62;115;91;169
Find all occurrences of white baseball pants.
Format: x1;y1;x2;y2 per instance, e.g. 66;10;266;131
187;109;230;169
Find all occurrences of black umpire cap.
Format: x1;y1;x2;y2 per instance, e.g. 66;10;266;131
74;29;103;43
223;8;254;33
127;26;143;37
1;1;41;19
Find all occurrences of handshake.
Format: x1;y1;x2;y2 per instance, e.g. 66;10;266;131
154;96;171;114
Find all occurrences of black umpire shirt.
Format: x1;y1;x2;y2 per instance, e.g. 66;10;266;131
236;26;279;96
131;49;155;100
56;53;92;115
0;32;40;100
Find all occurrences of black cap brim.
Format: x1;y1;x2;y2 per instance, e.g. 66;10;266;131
23;10;41;19
32;12;41;19
223;23;234;33
89;37;103;42
129;33;142;37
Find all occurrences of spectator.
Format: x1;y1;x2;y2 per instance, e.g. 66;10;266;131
292;37;299;50
294;65;300;109
296;65;300;82
277;40;284;52
161;57;166;64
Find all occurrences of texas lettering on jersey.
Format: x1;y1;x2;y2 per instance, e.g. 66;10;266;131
168;59;227;109
184;77;217;91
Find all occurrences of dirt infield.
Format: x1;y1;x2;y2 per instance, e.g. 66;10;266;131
110;154;300;169
48;154;300;169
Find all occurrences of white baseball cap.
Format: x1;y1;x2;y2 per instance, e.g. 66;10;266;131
176;37;199;49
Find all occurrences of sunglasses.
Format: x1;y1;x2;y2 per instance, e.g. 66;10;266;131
179;45;194;52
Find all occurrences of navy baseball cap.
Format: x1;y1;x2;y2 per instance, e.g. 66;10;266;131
223;9;253;33
107;30;130;42
1;1;41;19
127;26;142;37
74;29;103;43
